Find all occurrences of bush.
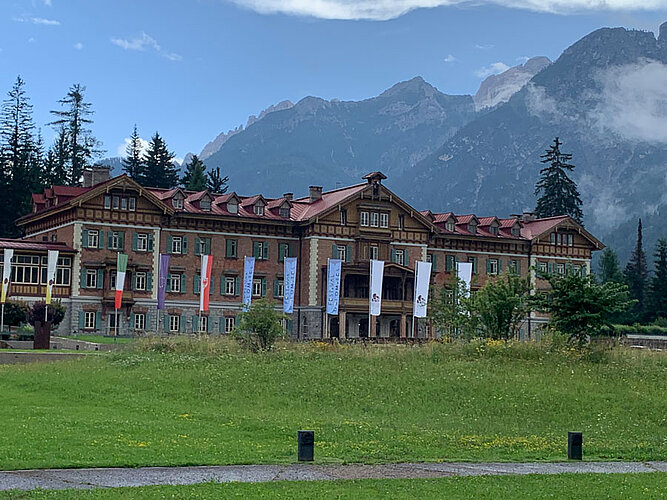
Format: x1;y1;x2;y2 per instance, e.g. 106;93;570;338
2;301;29;328
234;300;285;351
27;301;66;327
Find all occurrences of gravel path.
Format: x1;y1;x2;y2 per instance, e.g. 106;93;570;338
1;461;666;492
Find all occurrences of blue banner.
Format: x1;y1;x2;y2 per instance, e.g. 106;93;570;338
326;259;342;315
283;257;297;314
242;256;255;310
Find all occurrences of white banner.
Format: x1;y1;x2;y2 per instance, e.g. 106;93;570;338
369;259;384;317
1;249;13;303
46;250;59;305
242;256;255;310
413;260;432;318
283;257;297;314
457;262;473;298
326;259;342;315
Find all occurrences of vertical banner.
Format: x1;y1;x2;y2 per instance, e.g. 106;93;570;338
283;257;297;314
1;249;14;303
200;254;213;312
456;262;473;298
413;260;432;318
157;254;170;310
326;258;342;315
369;259;384;317
242;256;255;310
45;250;59;305
115;253;128;309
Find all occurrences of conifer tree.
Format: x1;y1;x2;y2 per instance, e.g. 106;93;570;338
49;83;101;185
181;155;208;191
142;132;179;188
624;218;648;322
649;239;667;321
48;126;70;186
535;137;583;223
207;166;229;194
598;248;623;284
122;125;145;181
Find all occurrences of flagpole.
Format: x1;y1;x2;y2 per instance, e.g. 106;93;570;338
1;303;4;334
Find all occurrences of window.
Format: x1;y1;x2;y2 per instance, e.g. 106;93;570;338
135;272;146;291
370;246;379;260
226;239;238;258
196;315;208;332
360;211;369;227
394;249;405;266
86;269;97;288
224;317;235;333
227;201;238;214
137;233;148;252
337;245;347;262
301;316;309;336
574;265;582;276
468;223;477;234
169;315;180;333
279;206;291;218
468;257;478;274
169;274;181;293
84;311;96;330
488;259;499;275
426;254;432;263
538;262;548;275
200;199;211;211
134;313;146;330
511;226;521;237
112;196;120;209
557;263;565;275
509;260;520;275
275;279;284;298
173;198;183;209
489;225;499;235
370;212;379;227
87;230;99;248
104;195;111;209
109;231;121;250
110;274;116;289
56;257;71;286
171;236;182;254
252;278;262;297
568;234;574;246
446;221;455;232
380;213;389;228
254;204;264;216
340;209;347;225
121;197;128;210
224;277;236;295
253;241;269;260
195;237;211;256
128;197;136;211
279;243;290;262
398;215;405;230
11;255;40;284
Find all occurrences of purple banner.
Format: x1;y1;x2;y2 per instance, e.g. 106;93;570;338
157;253;170;310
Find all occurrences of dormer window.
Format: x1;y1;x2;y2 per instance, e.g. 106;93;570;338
279;206;290;218
446;221;455;232
173;198;183;209
511;225;520;237
468;222;477;234
200;199;211;211
254;204;264;216
227;201;238;214
489;224;499;235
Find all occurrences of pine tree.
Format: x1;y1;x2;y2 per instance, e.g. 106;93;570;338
47;126;70;186
598;248;623;284
49;83;101;185
142;132;179;188
181;155;208;191
122;125;145;181
649;239;667;321
624;218;649;322
535;137;583;223
207;166;229;194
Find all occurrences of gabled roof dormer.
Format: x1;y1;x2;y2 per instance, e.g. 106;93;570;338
216;192;240;214
268;195;293;219
187;190;213;212
241;195;268;216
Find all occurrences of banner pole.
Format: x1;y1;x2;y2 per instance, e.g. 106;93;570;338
115;309;118;343
45;304;48;323
1;303;4;334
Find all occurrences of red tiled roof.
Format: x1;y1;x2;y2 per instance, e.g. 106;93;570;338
499;218;520;228
520;215;569;240
477;216;498;226
291;183;367;221
0;239;76;252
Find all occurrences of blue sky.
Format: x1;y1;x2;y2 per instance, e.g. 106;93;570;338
1;0;666;162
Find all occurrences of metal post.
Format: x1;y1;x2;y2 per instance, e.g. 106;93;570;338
1;303;4;334
115;309;118;344
45;304;48;323
568;432;583;460
297;430;314;461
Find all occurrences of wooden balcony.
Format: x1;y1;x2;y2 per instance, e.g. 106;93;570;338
340;297;412;313
102;290;135;305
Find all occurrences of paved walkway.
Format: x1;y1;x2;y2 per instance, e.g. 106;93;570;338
1;461;666;492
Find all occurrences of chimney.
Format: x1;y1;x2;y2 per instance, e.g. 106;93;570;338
309;186;322;203
83;165;111;187
283;192;293;201
522;211;536;222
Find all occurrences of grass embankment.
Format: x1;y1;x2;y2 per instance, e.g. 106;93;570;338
0;337;665;470
3;473;666;499
60;335;135;344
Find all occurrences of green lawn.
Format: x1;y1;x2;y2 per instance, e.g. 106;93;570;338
2;473;666;499
60;335;135;344
0;338;665;470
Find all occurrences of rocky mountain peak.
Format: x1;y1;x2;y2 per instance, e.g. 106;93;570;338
379;76;438;99
659;21;667;43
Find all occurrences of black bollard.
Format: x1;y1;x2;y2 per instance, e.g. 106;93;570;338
568;432;582;460
297;430;314;461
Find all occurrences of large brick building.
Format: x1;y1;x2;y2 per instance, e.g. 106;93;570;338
5;168;603;339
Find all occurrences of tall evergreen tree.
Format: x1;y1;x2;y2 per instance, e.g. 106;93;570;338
48;126;70;186
624;218;649;322
49;83;101;185
122;125;145;181
598;248;624;284
207;166;229;194
181;155;207;191
534;137;583;223
142;132;179;188
649;239;667;321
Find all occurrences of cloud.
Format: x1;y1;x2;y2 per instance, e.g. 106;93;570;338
111;31;182;61
475;43;494;50
73;42;83;50
444;54;457;63
117;136;150;157
229;0;667;20
13;16;60;25
43;0;52;5
590;59;667;144
475;62;510;78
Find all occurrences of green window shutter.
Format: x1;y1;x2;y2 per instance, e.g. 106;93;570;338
96;269;104;289
181;273;187;293
107;232;113;249
220;275;225;295
332;244;339;259
163;314;169;332
273;279;279;297
548;263;553;274
132;233;138;251
498;259;503;273
95;311;101;330
226;239;233;257
279;244;286;262
146;314;152;331
194;274;200;294
81;229;89;248
261;277;267;297
195;237;201;256
234;315;239;326
78;311;84;329
405;249;410;267
182;236;188;254
146;272;153;291
235;276;240;296
130;313;135;330
166;274;172;292
446;255;454;272
431;254;437;271
286;319;293;334
98;231;105;249
391;248;396;263
346;244;351;263
486;259;491;274
148;234;154;252
205;238;211;255
209;276;214;295
219;317;224;334
517;260;521;275
80;267;87;289
263;242;269;260
167;235;173;254
472;258;478;274
180;314;185;333
119;232;125;250
253;242;260;259
131;273;137;291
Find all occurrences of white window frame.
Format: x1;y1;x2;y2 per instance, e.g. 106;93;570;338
104;195;111;209
200;199;211;211
86;269;97;288
84;311;96;330
137;233;148;252
279;207;290;218
128;197;136;211
169;315;180;333
224;276;235;295
276;279;284;298
110;231;121;250
134;313;146;330
370;212;379;227
360;211;369;227
173;198;184;209
224;317;235;333
169;274;181;293
121;197;128;210
380;213;389;228
227;201;238;214
446;221;455;232
488;259;499;275
557;263;565;275
87;229;99;248
112;196;120;209
395;249;405;266
56;257;71;286
538;262;548;274
398;215;404;230
171;236;182;254
254;204;264;216
252;278;262;297
370;246;379;260
135;272;147;291
340;209;347;225
197;315;208;332
337;245;347;262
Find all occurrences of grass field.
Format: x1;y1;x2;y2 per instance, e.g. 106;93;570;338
0;337;665;471
60;335;135;344
2;473;666;499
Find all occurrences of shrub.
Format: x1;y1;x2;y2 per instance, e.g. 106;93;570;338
474;273;531;340
27;301;66;327
2;301;29;328
234;300;285;351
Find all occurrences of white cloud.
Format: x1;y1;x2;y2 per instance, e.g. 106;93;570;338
444;54;456;62
111;31;182;61
475;43;494;50
229;0;667;20
43;0;53;5
73;42;83;50
117;136;150;157
28;37;35;43
13;16;60;25
475;62;510;78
